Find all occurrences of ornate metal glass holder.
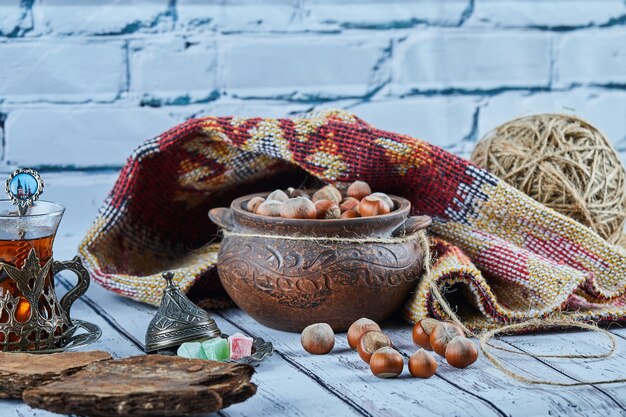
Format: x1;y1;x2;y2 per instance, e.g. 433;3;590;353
0;168;101;352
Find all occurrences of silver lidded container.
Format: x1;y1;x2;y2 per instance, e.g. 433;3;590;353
144;272;221;353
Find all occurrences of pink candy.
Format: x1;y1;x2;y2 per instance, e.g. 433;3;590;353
228;333;254;360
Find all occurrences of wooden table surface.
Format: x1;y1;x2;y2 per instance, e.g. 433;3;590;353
4;237;626;417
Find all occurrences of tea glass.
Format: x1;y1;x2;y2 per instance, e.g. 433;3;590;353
0;200;90;351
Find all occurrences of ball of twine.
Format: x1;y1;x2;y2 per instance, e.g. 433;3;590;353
471;114;626;244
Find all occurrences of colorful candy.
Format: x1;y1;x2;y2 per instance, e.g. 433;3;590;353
228;333;254;360
176;333;254;362
201;337;230;361
177;341;207;359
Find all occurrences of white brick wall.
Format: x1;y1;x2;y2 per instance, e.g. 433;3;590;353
467;0;626;28
556;29;626;86
1;0;625;242
305;0;470;28
5;107;189;167
0;0;32;36
393;31;552;91
38;0;173;35
223;35;391;99
0;41;125;101
129;37;218;102
178;0;298;32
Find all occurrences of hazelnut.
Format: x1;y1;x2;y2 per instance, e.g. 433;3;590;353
256;200;283;217
301;323;335;355
287;187;310;199
340;197;360;212
357;330;392;363
369;347;403;379
370;192;394;211
314;200;341;219
245;196;265;213
430;322;465;356
340;210;359;219
359;196;391;217
419;318;440;334
445;336;478;368
411;318;439;350
408;348;437;378
347;180;372;200
347;318;381;349
312;185;342;204
281;197;317;219
267;189;289;203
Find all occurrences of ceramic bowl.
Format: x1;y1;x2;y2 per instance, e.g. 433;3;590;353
209;191;429;332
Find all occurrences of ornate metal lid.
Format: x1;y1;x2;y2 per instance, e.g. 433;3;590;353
144;272;221;353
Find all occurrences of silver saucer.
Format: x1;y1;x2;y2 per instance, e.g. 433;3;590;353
28;319;102;354
156;333;274;366
223;333;274;366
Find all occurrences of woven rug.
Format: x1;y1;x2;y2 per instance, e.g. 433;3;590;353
78;109;626;330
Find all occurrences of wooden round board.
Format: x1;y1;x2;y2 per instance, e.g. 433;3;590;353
23;355;257;417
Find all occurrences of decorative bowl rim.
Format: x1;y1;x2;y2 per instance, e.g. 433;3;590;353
229;189;410;226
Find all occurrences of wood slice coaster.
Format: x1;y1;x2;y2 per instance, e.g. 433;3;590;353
0;350;112;399
23;354;257;417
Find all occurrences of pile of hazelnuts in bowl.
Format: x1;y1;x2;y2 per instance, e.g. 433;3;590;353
300;318;478;379
245;181;394;219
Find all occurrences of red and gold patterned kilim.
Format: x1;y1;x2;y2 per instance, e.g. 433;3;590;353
78;110;626;330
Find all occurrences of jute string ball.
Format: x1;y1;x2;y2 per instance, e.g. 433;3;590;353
471;114;626;244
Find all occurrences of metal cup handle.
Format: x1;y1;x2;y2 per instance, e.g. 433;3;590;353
52;256;90;320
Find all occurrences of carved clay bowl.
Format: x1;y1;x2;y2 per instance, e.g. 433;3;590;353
209;191;430;333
